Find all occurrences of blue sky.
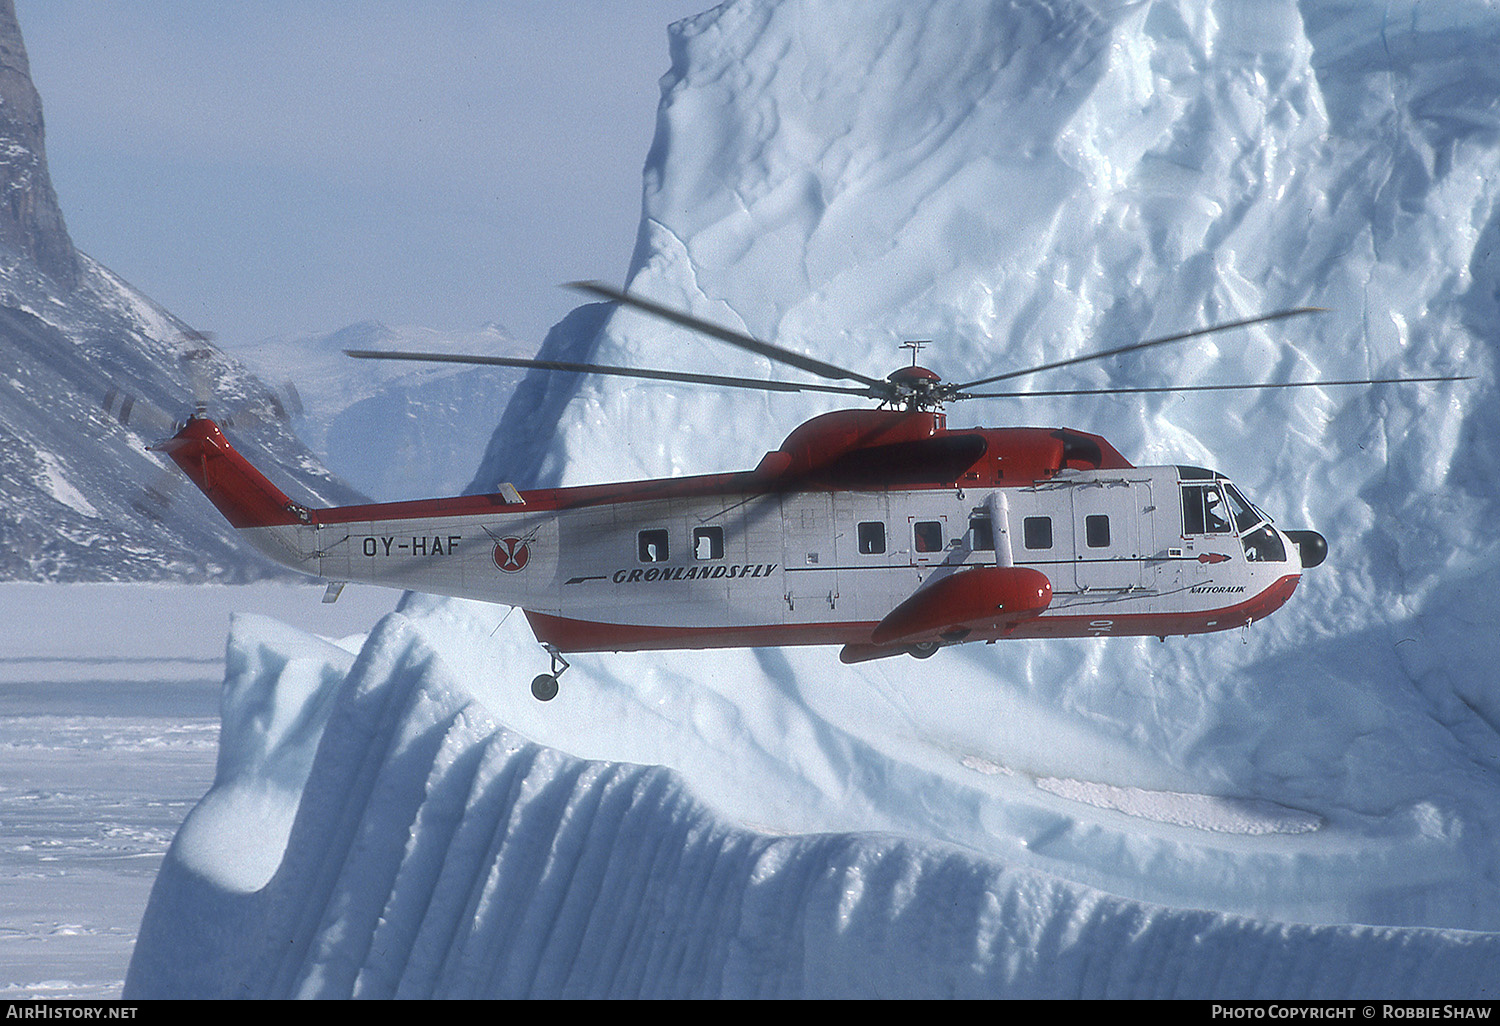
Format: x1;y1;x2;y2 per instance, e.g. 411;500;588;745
17;1;712;348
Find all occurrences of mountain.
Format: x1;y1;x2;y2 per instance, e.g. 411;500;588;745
0;0;75;291
128;0;1500;998
226;321;535;502
0;0;365;582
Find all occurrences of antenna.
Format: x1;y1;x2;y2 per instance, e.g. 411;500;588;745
901;340;931;366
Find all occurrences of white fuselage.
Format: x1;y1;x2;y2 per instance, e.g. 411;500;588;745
242;464;1303;652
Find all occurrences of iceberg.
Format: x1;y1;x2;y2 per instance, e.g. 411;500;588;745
128;608;1499;998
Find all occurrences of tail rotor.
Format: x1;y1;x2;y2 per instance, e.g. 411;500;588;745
102;329;306;522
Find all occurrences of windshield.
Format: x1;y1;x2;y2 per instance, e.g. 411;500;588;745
1221;483;1266;533
1222;482;1287;561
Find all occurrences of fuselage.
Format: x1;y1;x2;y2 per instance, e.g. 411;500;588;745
266;462;1300;651
166;408;1310;660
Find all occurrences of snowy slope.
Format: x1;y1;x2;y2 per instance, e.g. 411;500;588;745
0;255;368;581
129;0;1500;998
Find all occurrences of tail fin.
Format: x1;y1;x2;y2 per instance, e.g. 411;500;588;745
153;417;311;529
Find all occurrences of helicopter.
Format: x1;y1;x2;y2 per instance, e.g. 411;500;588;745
144;282;1467;700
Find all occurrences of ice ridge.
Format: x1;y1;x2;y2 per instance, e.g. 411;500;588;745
126;613;1500;999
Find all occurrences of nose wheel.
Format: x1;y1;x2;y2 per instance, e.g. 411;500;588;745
531;645;569;702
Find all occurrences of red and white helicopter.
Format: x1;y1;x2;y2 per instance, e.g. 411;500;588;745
144;283;1465;700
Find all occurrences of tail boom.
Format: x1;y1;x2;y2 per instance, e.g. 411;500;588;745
154;417;309;529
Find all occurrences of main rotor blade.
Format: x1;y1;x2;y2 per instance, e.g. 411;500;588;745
960;374;1471;399
568;280;889;390
343;348;874;398
957;307;1326;391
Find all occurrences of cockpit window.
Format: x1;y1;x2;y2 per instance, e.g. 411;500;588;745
1242;524;1287;562
1181;483;1231;535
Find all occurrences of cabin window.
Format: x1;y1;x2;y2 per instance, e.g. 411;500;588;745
638;529;669;563
1085;514;1111;548
914;520;944;553
968;515;995;551
1182;484;1231;535
1023;516;1052;550
857;521;886;555
693;526;724;560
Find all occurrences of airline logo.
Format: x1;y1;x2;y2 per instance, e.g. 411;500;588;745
493;537;531;573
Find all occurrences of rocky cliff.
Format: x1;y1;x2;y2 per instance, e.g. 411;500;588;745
0;3;364;581
0;0;77;290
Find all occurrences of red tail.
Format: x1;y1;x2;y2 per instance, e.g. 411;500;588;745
154;418;308;529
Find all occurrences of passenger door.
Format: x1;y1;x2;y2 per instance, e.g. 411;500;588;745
781;492;836;620
1071;483;1150;590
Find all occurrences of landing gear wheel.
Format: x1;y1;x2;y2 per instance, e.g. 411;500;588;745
531;644;570;702
909;641;940;659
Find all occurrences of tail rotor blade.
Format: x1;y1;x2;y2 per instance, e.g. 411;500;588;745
179;341;218;411
221;381;306;431
279;380;304;419
102;387;177;436
129;467;184;524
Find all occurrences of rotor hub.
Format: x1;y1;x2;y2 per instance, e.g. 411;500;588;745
884;364;952;410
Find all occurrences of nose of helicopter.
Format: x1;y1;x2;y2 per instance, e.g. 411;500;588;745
1285;530;1328;568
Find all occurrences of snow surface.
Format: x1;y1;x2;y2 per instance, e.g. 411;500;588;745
125;0;1500;999
0;582;394;999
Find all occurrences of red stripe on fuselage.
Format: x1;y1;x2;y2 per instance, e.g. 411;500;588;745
167;414;1132;527
525;574;1301;653
307;468;776;525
